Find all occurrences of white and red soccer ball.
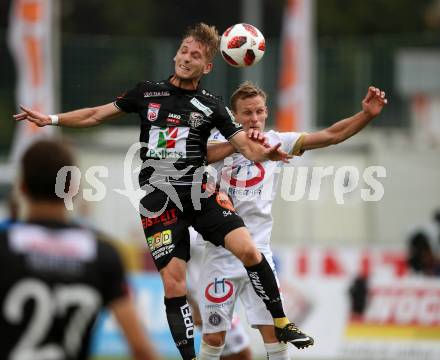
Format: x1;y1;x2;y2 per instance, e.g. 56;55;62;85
220;23;265;68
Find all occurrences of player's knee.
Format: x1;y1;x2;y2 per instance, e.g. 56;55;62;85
203;332;226;347
238;246;262;266
161;272;186;297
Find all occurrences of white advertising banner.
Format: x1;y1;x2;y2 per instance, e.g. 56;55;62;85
7;0;57;162
272;246;440;360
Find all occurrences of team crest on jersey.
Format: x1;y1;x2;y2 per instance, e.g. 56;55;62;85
209;313;222;326
147;103;161;122
188;112;204;128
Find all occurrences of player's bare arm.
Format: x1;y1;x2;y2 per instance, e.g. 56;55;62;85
207;141;236;164
301;86;388;151
110;296;161;360
13;102;122;128
229;131;292;163
207;128;268;164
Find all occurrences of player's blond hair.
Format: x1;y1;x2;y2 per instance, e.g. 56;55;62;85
183;23;220;61
230;81;268;111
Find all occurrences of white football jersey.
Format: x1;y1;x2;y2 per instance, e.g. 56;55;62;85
200;129;305;277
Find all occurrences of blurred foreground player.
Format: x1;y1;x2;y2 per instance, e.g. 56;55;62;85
0;140;160;360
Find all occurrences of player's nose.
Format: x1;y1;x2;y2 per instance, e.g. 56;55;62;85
250;113;259;123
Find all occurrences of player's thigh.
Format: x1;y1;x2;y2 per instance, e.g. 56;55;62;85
193;191;244;248
223;227;260;263
139;191;191;271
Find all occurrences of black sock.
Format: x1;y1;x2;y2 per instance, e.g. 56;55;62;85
245;253;286;318
164;296;196;360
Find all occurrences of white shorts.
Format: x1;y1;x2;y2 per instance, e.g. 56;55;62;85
222;314;250;356
198;255;279;333
187;228;251;352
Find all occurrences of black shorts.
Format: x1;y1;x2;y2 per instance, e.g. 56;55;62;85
139;185;245;271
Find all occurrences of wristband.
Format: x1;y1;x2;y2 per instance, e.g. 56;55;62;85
49;114;59;125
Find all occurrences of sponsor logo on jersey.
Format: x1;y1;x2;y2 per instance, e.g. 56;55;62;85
205;278;234;304
143;91;170;98
190;97;213;117
147;126;189;159
146;229;173;251
188;112;204;128
205;278;234;303
166;113;181;125
222;162;265;188
208;312;222;326
158;126;177;148
141;208;178;229
215;192;236;212
10;225;96;261
147;103;161;122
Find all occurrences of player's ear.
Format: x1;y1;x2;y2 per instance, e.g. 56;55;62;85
18;177;28;198
203;62;213;74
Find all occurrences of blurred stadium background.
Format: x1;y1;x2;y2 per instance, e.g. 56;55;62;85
1;0;440;359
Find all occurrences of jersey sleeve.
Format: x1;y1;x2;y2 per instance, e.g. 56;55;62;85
113;82;144;113
213;101;243;140
278;131;308;156
97;239;129;305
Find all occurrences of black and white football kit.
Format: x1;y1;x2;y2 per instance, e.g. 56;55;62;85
0;221;127;360
115;79;245;270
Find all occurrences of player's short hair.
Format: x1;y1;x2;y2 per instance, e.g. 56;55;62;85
183;22;220;61
20;139;75;202
230;81;267;111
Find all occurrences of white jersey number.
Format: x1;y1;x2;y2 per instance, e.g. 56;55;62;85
3;278;102;360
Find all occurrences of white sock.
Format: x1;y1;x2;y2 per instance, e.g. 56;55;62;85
198;340;225;360
265;342;290;360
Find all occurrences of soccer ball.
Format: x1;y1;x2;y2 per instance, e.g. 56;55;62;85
220;23;265;68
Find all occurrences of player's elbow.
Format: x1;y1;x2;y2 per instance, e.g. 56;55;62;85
324;130;344;146
89;107;105;126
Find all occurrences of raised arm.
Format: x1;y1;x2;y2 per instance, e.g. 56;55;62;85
228;131;291;163
207;128;269;164
207;141;236;164
13;102;122;128
301;86;388;150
